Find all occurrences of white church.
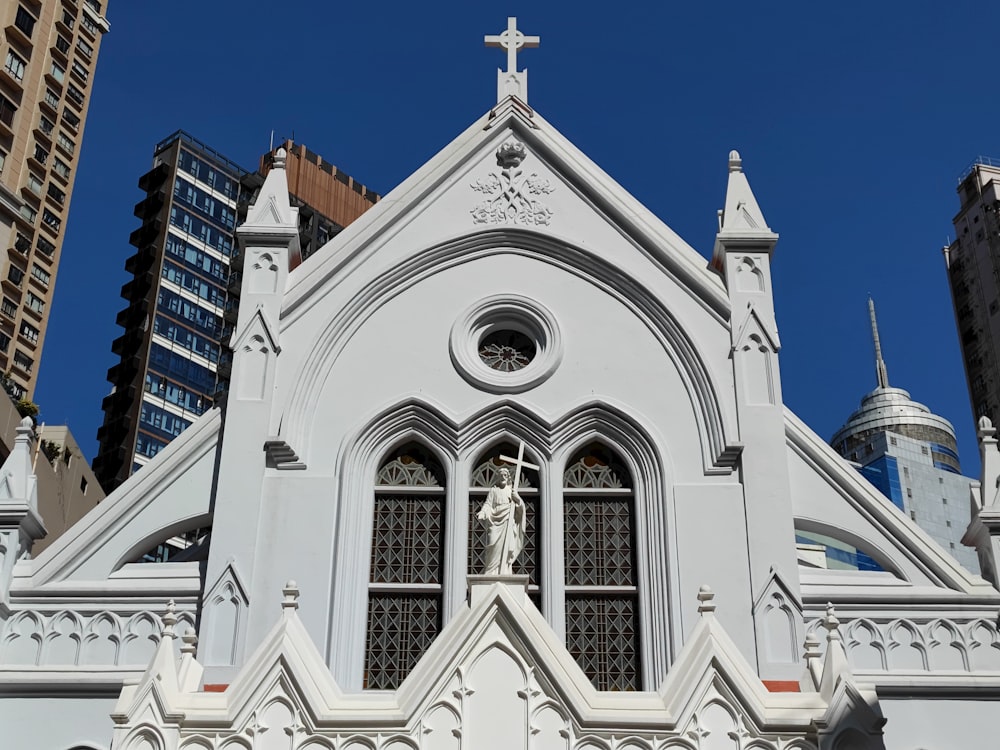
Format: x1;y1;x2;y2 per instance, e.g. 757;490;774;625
3;19;1000;750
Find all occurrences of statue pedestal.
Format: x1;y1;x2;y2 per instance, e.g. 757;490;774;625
467;574;529;607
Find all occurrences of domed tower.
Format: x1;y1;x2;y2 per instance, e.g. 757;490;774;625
830;299;977;572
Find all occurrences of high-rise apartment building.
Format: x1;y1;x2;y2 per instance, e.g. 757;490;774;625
829;300;979;573
93;132;378;495
946;159;1000;434
0;0;110;398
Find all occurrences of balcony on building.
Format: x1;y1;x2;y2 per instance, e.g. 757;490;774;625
124;245;156;274
115;298;150;328
137;163;169;192
119;270;155;301
106;354;141;385
132;189;165;220
6;7;36;49
128;218;162;248
110;328;144;357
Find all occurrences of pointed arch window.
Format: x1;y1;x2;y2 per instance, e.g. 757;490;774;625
469;442;541;605
365;443;445;689
563;443;641;690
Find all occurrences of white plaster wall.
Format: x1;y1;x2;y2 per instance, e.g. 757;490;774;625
881;698;994;748
0;696;116;749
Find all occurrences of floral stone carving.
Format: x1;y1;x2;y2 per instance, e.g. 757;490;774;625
471;139;554;226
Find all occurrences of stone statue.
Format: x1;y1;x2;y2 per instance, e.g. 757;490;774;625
477;466;526;575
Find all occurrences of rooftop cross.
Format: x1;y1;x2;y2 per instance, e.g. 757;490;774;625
485;17;539;104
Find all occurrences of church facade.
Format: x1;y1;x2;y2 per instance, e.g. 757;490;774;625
2;20;1000;750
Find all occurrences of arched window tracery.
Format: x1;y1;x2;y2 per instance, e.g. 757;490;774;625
562;443;641;691
365;443;446;689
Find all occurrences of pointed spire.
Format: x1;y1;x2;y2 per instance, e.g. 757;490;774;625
819;603;852;701
868;297;890;389
718;150;773;235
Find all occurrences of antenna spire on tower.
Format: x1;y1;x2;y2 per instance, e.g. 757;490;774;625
868;297;890;389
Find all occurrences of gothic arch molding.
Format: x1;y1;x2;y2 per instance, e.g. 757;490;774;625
282;228;737;476
327;395;675;690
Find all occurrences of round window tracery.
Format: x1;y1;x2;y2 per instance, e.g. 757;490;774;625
478;330;536;371
450;294;562;393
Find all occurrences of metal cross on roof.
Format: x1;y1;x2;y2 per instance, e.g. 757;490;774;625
485;17;539;104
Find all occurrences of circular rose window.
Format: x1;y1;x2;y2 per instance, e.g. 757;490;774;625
478;330;537;372
450;295;562;393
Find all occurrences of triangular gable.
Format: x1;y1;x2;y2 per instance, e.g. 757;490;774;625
733;302;781;353
785;408;998;595
230;306;280;354
280;97;730;325
12;408;221;587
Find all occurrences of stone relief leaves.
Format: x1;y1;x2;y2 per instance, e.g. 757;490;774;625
470;140;555;226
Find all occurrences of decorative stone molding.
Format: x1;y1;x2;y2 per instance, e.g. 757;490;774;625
449;294;562;394
0;608;195;667
110;584;876;750
803;614;1000;673
470;139;554;226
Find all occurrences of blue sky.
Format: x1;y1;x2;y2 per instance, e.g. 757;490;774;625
35;2;1000;477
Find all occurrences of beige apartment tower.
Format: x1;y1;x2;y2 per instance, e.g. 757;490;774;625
0;0;110;399
946;159;1000;432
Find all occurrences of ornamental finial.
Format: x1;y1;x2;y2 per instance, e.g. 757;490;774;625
485;17;539;104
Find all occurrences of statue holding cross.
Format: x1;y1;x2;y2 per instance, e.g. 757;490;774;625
476;441;539;575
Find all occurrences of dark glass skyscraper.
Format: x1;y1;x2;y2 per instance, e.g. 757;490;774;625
94;132;379;496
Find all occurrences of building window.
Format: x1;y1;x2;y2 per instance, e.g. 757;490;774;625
61;109;80;132
52;157;70;180
365;444;446;690
46;183;65;204
13;350;33;373
42;209;61;232
910;510;917;521
0;95;14;128
27;173;42;195
19;204;36;223
56;132;75;155
66;83;84;107
76;38;93;58
36;237;55;257
44;89;59;110
0;151;6;175
0;332;9;352
49;62;65;83
80;476;88;494
18;320;37;343
13;233;30;254
25;291;44;314
7;265;24;287
14;6;35;38
946;521;952;528
61;10;75;30
33;144;49;165
81;14;98;36
563;444;640;691
55;35;70;55
889;437;897;446
943;497;948;505
39;116;54;135
921;446;929;455
70;61;88;83
5;51;26;83
31;264;49;285
0;298;15;318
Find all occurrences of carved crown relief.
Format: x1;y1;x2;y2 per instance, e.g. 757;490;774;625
470;139;554;226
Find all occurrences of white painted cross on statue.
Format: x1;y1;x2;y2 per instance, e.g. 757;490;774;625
485;17;539;104
499;441;539;493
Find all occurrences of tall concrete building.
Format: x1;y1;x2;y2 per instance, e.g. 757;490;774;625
945;158;1000;433
93;132;378;497
0;0;110;398
830;299;979;573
